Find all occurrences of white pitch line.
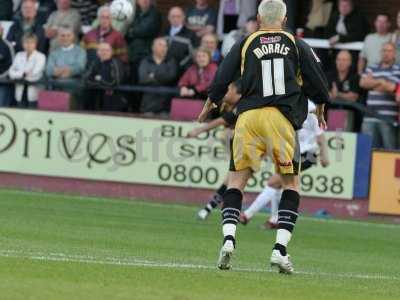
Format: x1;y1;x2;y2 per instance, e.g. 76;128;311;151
0;249;398;281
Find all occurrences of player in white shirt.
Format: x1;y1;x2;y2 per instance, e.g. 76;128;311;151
240;100;330;228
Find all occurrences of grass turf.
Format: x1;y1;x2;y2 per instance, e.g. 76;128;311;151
0;189;399;300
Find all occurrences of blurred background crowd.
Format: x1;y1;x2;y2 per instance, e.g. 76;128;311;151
0;0;399;150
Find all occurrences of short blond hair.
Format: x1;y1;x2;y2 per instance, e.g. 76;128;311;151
258;0;287;26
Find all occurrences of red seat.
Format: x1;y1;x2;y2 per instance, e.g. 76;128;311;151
170;98;204;121
327;109;354;131
38;90;71;111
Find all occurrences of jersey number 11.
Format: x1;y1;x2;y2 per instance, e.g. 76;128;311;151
261;58;286;97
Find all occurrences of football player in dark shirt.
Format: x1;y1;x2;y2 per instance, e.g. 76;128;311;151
197;0;330;273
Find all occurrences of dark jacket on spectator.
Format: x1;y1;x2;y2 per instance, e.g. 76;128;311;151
325;8;369;42
178;63;218;99
84;58;126;111
0;0;13;20
138;55;178;113
126;5;162;64
0;38;14;78
6;19;48;54
164;26;198;74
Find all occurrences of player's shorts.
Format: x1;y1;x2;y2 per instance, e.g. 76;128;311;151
230;107;300;175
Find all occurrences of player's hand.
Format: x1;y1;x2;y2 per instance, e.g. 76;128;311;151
320;156;330;168
197;98;217;123
186;128;202;138
316;104;327;130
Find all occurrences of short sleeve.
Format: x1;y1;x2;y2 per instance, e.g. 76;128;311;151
309;113;323;136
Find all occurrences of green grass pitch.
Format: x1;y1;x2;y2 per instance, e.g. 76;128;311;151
0;189;399;300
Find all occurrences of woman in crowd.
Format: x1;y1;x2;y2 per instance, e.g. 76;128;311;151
8;33;46;108
178;47;217;100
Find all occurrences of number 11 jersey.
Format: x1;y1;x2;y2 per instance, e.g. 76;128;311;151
209;30;330;130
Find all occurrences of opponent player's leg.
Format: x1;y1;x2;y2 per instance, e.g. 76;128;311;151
268;186;282;227
217;168;252;270
270;174;299;274
240;174;282;224
197;174;229;220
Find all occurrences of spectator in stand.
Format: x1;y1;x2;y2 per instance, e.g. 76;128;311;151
201;33;221;64
13;0;55;26
360;43;400;150
126;0;161;82
358;14;392;74
327;50;360;102
327;50;361;131
138;37;177;115
216;0;257;38
178;47;217;100
8;33;46;108
0;0;14;21
221;16;258;57
0;25;15;107
7;0;48;54
91;0;136;34
186;0;217;39
71;0;98;26
84;42;126;111
81;5;128;65
44;0;81;51
46;27;86;90
325;0;369;46
164;6;197;74
391;10;400;64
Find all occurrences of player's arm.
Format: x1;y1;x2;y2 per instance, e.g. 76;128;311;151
189;111;237;138
316;133;329;168
297;39;330;129
186;117;228;138
198;41;241;122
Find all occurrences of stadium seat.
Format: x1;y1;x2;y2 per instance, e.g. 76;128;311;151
38;90;71;112
327;109;354;131
170;98;204;121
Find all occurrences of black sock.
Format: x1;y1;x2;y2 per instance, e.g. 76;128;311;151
221;188;242;225
273;190;300;256
277;189;300;233
205;184;227;212
221;188;243;246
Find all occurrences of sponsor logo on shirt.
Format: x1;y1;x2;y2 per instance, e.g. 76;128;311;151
260;36;281;44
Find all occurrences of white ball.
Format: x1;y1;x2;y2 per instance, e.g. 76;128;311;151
110;0;134;21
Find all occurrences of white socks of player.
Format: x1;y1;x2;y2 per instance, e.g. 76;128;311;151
223;223;237;240
244;186;281;220
276;229;292;247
